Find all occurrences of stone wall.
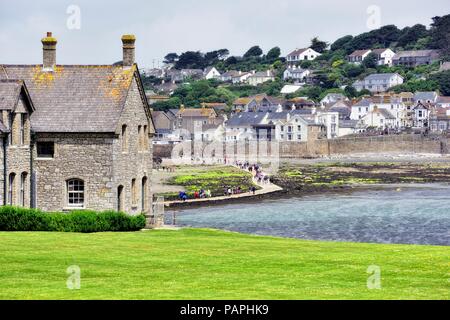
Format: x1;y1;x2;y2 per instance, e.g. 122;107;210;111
33;133;115;212
153;135;449;160
112;77;153;216
33;77;153;215
2;96;33;207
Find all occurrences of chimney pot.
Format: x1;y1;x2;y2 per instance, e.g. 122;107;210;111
121;34;136;67
41;32;57;71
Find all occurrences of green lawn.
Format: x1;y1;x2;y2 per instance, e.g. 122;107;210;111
0;229;448;299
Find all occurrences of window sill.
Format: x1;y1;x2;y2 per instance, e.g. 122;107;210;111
36;157;54;160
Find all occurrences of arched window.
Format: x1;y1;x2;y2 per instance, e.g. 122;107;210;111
8;173;15;205
67;179;84;208
20;172;27;206
121;124;128;152
141;176;148;211
117;185;124;212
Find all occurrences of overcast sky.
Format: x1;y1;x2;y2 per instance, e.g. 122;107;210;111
0;0;448;68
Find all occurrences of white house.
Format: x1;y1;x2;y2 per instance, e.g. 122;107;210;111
283;67;310;82
286;48;321;65
232;71;252;84
320;93;347;106
412;102;431;128
350;95;407;128
372;48;396;66
220;70;249;83
203;66;221;80
247;70;275;86
353;73;404;93
348;49;372;64
315;111;339;138
360;108;396;129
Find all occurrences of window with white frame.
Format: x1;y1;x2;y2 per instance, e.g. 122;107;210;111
67;179;84;208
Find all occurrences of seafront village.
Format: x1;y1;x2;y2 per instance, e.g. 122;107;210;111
1;13;449;301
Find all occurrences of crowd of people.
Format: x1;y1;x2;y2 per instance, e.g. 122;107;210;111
176;161;270;202
235;161;271;185
178;189;212;201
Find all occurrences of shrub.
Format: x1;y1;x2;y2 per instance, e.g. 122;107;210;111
0;206;145;233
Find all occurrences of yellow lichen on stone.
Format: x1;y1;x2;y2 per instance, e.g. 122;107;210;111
31;65;64;87
101;65;135;102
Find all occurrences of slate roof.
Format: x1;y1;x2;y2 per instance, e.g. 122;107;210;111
364;73;403;81
0;79;24;110
0;79;35;133
349;49;371;57
414;91;438;102
287;48;309;57
0;64;145;133
226;112;267;127
177;107;216;118
353;98;371;107
372;48;391;55
393;50;439;58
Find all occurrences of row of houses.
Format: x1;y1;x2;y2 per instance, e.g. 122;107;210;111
347;49;441;67
151;91;450;145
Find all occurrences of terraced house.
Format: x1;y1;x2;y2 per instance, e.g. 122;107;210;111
0;33;155;223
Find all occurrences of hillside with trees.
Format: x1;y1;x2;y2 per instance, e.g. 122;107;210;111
144;14;450;110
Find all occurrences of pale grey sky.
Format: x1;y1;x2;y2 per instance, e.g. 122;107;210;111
0;0;448;68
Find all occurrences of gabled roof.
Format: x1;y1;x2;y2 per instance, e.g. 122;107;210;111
349;49;371;57
372;48;392;55
0;64;150;133
177;107;217;118
249;70;275;78
353;98;371;107
287;48;312;57
0;79;34;112
414;91;438;102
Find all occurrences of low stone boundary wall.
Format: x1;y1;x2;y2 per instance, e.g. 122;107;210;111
153;136;450;160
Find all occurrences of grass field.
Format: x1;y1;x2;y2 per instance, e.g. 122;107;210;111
0;229;448;299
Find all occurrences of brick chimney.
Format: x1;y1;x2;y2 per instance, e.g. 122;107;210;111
41;32;57;71
121;34;136;68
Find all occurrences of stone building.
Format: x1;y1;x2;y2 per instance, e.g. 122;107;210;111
0;33;155;225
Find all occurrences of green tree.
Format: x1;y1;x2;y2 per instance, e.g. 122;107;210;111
363;52;378;69
163;53;179;64
266;47;281;61
429;70;450;95
244;46;263;58
310;37;328;53
429;14;450;58
175;51;204;69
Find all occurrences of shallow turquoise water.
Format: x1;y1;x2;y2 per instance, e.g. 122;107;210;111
168;184;450;245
